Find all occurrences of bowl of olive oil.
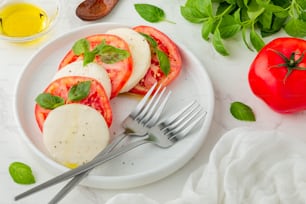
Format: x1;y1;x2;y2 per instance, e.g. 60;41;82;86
0;0;61;42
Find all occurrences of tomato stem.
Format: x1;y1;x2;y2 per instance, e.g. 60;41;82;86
268;48;306;83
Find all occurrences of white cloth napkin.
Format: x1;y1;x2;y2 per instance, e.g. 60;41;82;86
105;127;306;204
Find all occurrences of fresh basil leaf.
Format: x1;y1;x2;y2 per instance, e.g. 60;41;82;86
9;162;36;185
241;27;254;51
134;4;165;23
284;18;306;37
180;6;206;23
250;29;265;51
201;18;214;40
35;93;64;110
83;51;97;66
72;38;90;55
98;45;130;64
230;101;256;121
140;33;158;48
156;49;170;76
68;81;91;102
212;28;229;56
219;15;241;38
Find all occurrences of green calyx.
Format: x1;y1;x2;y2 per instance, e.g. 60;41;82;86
268;48;306;83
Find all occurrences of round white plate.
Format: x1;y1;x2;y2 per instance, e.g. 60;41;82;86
14;23;215;189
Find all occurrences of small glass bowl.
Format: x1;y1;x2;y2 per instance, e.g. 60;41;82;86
0;0;61;43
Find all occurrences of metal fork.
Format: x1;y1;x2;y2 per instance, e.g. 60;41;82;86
15;83;171;202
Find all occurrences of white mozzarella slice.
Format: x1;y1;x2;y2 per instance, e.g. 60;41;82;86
53;61;112;98
43;104;110;168
106;27;151;93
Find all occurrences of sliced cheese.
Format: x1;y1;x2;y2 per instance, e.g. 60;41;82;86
53;61;112;98
43;104;110;168
106;27;151;93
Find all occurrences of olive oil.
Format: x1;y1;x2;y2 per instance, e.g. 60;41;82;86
0;2;48;37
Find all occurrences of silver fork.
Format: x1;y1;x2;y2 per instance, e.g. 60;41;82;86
18;100;205;202
15;83;171;202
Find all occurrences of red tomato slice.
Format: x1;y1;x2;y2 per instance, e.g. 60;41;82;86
35;76;112;131
58;34;133;98
130;25;182;95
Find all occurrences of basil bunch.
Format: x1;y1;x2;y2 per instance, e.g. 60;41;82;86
181;0;306;56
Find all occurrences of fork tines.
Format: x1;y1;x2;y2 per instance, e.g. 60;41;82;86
160;100;206;140
134;83;172;127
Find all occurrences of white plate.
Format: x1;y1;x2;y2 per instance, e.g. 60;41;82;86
14;23;214;189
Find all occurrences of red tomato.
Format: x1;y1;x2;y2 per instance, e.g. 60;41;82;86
35;76;112;131
131;25;182;95
58;34;133;98
248;37;306;113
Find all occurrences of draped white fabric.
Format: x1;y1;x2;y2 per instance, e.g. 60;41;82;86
105;127;306;204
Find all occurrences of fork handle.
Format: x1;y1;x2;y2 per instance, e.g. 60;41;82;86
48;132;128;204
15;137;149;201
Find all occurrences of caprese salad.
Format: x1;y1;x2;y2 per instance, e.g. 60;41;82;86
34;25;182;168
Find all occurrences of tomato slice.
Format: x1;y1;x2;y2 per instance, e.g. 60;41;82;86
130;25;182;95
35;76;112;131
58;34;133;98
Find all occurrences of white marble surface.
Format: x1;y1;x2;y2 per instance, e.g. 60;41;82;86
1;0;306;204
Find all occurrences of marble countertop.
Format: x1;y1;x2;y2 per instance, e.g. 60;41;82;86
1;0;306;203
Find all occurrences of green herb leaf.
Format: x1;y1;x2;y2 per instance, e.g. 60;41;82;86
284;18;306;37
140;33;158;48
212;28;229;56
156;49;170;76
201;18;214;40
9;162;36;185
35;93;64;110
97;44;130;64
219;15;241;39
250;29;265;51
68;81;91;102
72;38;90;55
230;101;256;121
134;4;166;23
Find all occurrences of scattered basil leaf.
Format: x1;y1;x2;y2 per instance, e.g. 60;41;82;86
35;93;65;110
9;162;36;185
230;101;256;121
68;81;91;102
156;49;170;76
134;4;166;23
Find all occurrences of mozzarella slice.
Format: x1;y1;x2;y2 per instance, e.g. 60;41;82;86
106;27;151;93
53;61;112;98
43;104;110;168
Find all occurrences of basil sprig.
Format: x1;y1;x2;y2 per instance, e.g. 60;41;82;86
9;162;36;185
72;39;130;66
230;101;256;121
134;4;175;24
141;33;170;76
181;0;306;56
35;81;92;109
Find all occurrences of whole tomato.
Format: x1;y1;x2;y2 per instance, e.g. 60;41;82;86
248;37;306;113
